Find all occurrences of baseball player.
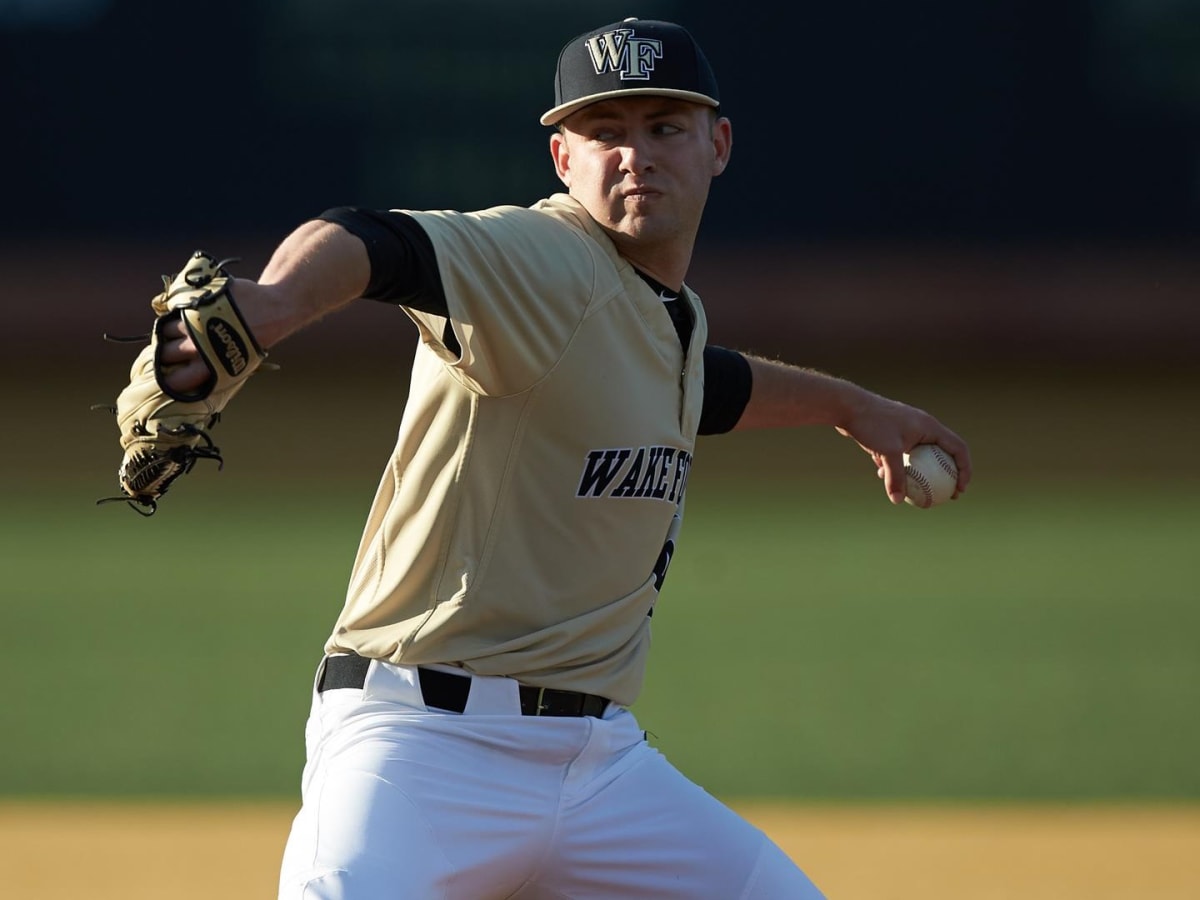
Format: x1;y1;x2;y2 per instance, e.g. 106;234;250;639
109;17;971;899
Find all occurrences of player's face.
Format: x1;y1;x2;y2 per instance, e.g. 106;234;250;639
551;98;732;263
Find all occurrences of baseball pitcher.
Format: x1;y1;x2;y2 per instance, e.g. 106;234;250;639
102;17;971;899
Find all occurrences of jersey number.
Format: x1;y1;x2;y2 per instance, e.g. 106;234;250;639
652;539;675;592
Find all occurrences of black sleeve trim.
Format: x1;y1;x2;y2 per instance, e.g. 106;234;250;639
699;346;753;435
316;207;448;318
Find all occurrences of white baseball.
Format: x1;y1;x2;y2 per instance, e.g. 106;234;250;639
903;444;958;508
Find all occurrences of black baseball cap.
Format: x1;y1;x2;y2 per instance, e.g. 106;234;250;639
540;18;720;126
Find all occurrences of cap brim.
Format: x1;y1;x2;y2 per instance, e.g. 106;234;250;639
540;88;719;127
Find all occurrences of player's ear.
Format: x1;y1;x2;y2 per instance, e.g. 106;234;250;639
711;116;732;176
550;131;572;186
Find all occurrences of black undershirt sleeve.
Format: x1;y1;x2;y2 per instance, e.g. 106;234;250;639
316;207;449;317
699;345;754;435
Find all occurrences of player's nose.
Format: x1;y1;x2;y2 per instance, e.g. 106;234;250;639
618;138;656;174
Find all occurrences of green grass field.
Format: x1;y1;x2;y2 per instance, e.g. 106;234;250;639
2;367;1197;800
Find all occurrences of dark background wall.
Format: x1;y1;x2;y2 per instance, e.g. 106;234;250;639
3;0;1199;373
5;0;1199;240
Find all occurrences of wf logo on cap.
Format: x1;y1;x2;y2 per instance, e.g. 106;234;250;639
540;18;720;126
584;28;663;81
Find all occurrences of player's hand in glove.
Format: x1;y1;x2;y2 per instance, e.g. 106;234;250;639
99;251;268;514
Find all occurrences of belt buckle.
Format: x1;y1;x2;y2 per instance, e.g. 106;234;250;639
531;686;551;716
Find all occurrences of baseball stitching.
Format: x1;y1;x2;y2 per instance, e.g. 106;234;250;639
928;446;957;480
906;466;934;507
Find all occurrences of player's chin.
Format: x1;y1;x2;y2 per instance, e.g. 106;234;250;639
608;208;673;243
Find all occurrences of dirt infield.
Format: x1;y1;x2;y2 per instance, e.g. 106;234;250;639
4;801;1198;899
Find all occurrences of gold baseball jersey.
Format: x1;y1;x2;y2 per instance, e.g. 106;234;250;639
324;194;706;706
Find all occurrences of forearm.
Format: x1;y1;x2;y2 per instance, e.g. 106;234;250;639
232;219;371;349
735;355;874;431
734;354;972;503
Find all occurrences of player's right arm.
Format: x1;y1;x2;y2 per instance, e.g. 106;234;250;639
735;355;972;503
156;219;370;395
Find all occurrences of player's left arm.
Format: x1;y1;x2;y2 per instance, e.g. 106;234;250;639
155;219;371;394
731;354;972;504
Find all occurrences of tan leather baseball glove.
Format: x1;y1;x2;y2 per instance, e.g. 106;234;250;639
98;251;267;514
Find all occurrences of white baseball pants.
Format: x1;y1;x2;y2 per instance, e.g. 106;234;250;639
278;659;826;899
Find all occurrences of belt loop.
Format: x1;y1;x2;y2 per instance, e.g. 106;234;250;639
313;656;329;694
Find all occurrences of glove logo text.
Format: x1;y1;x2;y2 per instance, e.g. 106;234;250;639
207;318;249;377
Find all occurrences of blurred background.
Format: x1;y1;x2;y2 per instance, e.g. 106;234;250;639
1;0;1198;809
5;0;1200;369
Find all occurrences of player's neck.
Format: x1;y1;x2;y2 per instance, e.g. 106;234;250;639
615;244;690;293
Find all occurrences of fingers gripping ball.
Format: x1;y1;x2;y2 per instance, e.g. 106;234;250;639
903;443;958;508
107;251;267;514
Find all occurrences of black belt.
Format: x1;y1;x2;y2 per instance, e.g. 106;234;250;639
317;654;609;718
